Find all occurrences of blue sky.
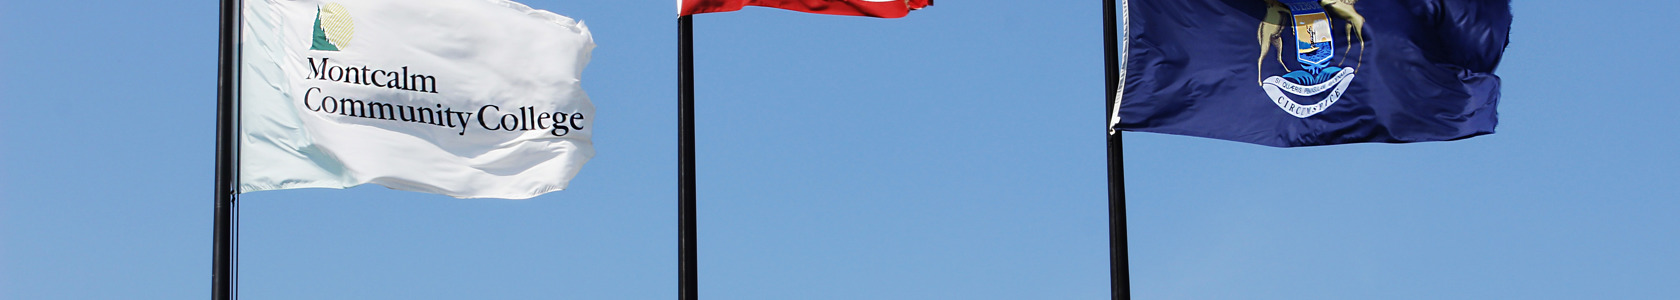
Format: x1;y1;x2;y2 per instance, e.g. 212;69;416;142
3;1;1679;299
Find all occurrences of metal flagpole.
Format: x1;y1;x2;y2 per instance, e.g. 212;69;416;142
677;15;699;300
1103;0;1131;299
214;0;241;299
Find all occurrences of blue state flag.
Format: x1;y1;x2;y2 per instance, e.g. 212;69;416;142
1111;0;1512;147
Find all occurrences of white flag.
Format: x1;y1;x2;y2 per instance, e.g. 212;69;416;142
239;0;595;199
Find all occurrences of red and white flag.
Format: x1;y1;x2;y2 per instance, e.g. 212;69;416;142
680;0;931;18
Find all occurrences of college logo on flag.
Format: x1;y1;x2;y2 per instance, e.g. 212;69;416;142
240;0;596;199
1112;0;1511;147
680;0;931;18
310;3;354;51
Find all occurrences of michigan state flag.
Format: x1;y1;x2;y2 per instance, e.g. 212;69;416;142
1111;0;1512;147
239;0;595;199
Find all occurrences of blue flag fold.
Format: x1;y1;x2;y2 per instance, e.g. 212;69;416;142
1112;0;1512;147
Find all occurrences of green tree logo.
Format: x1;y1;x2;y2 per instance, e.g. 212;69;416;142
310;3;354;51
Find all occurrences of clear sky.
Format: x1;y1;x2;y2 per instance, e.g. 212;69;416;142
3;1;1678;299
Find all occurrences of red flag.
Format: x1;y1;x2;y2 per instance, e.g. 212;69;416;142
681;0;931;18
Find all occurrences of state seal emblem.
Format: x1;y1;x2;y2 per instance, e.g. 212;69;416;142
1257;0;1367;118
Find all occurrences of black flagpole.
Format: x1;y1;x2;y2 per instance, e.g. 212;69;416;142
214;0;240;299
1103;0;1131;299
677;15;699;300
